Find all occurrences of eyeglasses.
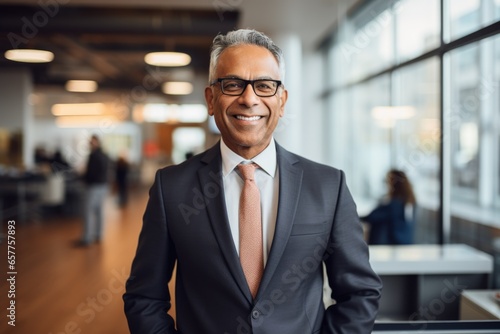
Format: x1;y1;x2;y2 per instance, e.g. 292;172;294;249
210;78;282;97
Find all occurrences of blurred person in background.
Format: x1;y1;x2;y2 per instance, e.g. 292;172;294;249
115;153;129;207
361;169;416;245
77;134;109;246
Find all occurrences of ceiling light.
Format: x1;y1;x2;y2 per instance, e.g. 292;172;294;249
65;80;98;93
51;103;104;116
144;52;191;67
4;49;54;63
162;81;193;95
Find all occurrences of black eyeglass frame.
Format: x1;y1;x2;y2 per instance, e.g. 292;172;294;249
210;78;283;97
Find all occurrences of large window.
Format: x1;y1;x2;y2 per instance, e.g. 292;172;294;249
393;58;441;242
350;76;392;202
448;43;481;198
335;0;395;85
445;0;500;42
445;34;500;224
395;0;440;62
322;0;500;245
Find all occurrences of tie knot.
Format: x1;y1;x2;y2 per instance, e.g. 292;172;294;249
238;163;258;180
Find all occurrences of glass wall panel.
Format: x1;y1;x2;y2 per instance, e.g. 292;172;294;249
446;0;481;42
444;34;500;261
446;0;500;42
447;34;500;212
348;76;392;209
396;0;440;62
345;2;394;82
497;0;500;22
392;57;441;243
322;0;500;243
327;42;350;90
448;43;480;200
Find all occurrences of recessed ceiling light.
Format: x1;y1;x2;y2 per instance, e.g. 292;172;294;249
144;52;191;67
162;81;193;95
65;80;98;93
4;49;54;63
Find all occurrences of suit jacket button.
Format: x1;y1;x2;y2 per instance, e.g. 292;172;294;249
252;310;260;319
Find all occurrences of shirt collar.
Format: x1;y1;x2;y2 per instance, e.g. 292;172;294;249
220;138;277;178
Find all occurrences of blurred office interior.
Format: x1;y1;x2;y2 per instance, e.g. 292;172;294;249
0;0;499;333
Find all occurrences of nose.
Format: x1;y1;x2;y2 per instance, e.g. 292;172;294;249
237;83;260;106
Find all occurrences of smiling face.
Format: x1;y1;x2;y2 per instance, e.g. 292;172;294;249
205;44;288;159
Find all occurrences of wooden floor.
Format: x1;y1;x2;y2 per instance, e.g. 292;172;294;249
0;185;175;334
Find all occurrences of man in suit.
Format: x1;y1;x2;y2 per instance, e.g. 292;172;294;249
123;29;382;333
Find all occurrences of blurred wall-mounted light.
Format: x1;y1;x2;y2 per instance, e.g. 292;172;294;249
162;81;193;95
55;115;118;128
144;52;191;67
371;106;416;120
52;103;104;116
65;80;98;93
134;103;207;123
371;106;416;128
4;49;54;63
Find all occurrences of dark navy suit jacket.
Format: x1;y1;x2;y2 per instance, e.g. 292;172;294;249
123;142;382;334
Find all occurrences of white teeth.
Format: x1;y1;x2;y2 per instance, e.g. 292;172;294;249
236;115;261;121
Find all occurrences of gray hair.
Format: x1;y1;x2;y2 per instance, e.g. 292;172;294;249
208;29;286;84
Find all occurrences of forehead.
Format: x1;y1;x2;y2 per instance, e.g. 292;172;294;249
216;44;280;78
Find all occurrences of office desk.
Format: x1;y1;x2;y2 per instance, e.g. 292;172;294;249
370;244;494;321
0;173;46;222
460;290;500;320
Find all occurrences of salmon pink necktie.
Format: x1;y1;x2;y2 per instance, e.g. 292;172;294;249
238;163;264;298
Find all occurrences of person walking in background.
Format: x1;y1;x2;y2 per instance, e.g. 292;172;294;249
123;28;382;333
361;169;417;245
115;153;129;207
78;134;109;246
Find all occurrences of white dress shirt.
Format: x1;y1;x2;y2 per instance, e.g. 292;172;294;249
220;139;279;266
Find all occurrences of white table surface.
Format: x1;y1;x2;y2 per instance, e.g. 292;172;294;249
369;244;494;275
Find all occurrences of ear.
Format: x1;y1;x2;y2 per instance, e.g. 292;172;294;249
279;88;288;117
205;86;215;116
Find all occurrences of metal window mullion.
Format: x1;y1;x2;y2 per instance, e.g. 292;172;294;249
440;0;451;245
441;52;452;245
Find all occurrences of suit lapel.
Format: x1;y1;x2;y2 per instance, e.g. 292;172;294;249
198;144;253;303
257;144;303;299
